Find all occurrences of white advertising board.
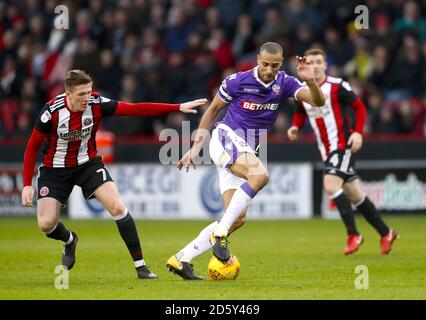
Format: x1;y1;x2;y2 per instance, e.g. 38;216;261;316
69;163;313;220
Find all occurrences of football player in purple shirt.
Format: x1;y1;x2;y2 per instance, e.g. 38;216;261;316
167;42;326;280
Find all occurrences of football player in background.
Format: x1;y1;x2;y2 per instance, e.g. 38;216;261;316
287;48;398;255
167;42;326;280
21;69;207;279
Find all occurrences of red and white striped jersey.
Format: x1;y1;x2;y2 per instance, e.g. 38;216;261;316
23;94;181;186
293;76;366;161
34;92;118;168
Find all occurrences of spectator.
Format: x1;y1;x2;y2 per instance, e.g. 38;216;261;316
165;6;195;53
214;0;243;35
92;49;122;98
393;0;426;41
0;0;424;137
344;37;373;83
71;36;98;76
368;45;390;89
385;35;424;100
373;107;401;134
232;14;254;58
164;52;187;101
323;27;353;67
208;28;234;70
258;8;290;44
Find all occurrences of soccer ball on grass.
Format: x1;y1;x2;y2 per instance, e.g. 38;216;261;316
208;255;240;280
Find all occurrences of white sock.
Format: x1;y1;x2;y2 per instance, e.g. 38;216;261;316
134;259;146;268
176;221;219;263
214;183;256;237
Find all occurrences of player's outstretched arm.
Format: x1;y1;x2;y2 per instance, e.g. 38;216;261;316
112;98;207;117
22;128;46;207
295;56;326;107
179;98;208;114
177;94;227;172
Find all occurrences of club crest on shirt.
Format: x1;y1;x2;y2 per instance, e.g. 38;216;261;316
41;111;52;123
83;118;92;126
40;186;49;197
272;84;280;94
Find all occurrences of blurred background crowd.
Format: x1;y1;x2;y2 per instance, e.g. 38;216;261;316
1;0;426;139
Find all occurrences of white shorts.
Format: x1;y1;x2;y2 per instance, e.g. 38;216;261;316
209;124;255;194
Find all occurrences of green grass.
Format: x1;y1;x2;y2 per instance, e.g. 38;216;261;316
0;216;425;300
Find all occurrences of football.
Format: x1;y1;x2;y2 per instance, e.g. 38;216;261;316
208;255;240;280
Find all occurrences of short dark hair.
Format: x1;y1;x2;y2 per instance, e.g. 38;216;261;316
65;69;92;91
259;42;283;56
304;48;327;61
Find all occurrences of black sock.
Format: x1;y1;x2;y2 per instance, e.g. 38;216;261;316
115;213;143;262
333;191;359;236
356;197;389;237
46;222;71;242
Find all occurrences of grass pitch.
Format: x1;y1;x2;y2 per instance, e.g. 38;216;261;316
0;216;425;300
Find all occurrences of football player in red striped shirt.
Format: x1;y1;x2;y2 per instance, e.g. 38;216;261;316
21;69;207;278
288;48;398;255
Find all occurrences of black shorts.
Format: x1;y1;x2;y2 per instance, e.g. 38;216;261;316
37;156;113;204
323;149;359;183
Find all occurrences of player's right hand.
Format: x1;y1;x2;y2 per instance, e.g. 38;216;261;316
21;186;35;207
179;98;208;114
287;126;299;141
177;148;198;172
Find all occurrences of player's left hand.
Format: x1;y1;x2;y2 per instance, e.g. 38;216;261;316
21;186;35;207
180;98;208;114
348;132;363;153
296;56;315;82
177;148;199;172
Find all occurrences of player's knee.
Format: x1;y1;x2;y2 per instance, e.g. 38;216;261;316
249;171;269;190
323;182;340;197
109;202;127;217
259;171;270;189
37;218;56;233
346;191;363;204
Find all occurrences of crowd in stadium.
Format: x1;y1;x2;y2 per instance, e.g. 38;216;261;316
1;0;426;138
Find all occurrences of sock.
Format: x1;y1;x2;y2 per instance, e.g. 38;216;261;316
331;189;359;236
214;182;257;237
114;209;144;267
176;221;219;262
46;222;72;243
355;195;390;237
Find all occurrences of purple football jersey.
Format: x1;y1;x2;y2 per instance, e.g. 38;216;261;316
217;66;303;144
